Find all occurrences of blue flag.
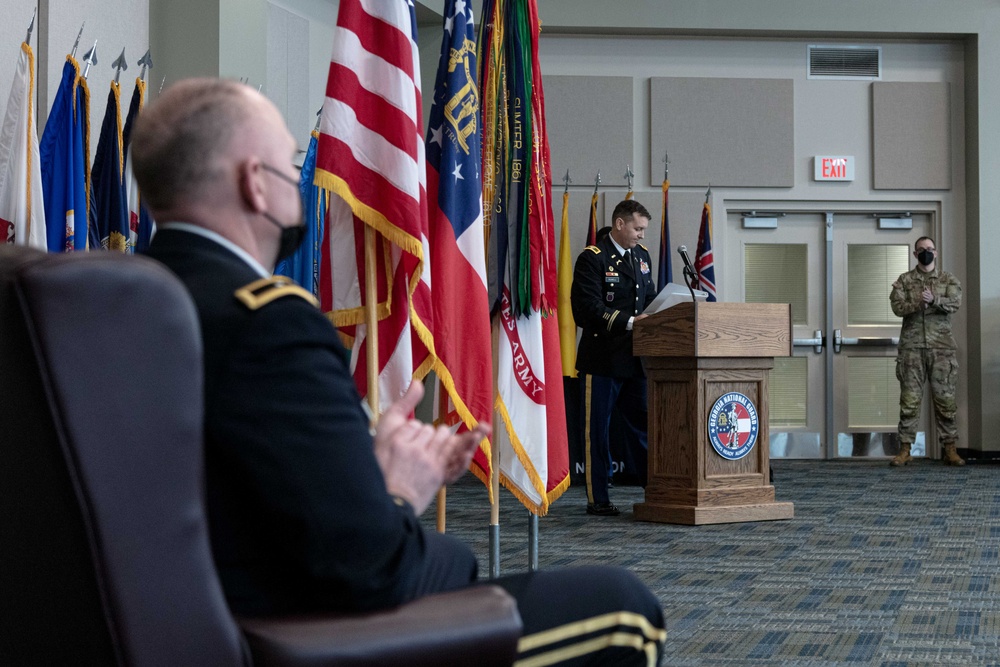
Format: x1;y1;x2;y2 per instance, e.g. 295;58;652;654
40;57;89;252
275;131;327;294
92;83;129;251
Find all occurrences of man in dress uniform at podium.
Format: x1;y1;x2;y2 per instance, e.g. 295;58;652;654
571;200;657;516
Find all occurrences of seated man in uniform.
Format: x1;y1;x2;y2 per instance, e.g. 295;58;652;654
133;78;665;666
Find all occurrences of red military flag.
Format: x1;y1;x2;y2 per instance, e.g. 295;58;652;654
480;0;569;515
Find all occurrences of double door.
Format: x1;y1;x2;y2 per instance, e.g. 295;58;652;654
725;209;932;460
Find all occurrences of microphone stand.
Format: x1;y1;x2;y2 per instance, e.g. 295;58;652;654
682;265;697;303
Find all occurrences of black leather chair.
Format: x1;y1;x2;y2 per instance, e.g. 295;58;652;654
0;246;521;666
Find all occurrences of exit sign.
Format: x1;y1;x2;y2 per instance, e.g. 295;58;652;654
814;156;854;181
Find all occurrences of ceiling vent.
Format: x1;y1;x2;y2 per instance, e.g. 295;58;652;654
808;45;881;80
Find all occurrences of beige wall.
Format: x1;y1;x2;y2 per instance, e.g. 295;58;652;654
5;0;998;451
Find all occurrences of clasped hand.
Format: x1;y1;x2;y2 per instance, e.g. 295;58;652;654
373;380;490;515
921;288;934;307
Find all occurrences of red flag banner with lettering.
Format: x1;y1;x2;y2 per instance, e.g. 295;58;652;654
480;0;569;515
316;0;435;412
695;201;717;301
0;40;46;247
426;0;494;493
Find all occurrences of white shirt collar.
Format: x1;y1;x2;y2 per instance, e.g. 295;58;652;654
609;235;628;257
158;222;271;279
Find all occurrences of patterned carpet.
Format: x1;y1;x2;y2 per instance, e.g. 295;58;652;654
428;460;1000;666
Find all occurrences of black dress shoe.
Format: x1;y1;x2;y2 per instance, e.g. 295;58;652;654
586;502;621;516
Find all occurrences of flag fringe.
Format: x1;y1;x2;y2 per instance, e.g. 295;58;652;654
493;393;551;516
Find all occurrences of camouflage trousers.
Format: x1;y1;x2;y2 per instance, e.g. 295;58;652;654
896;348;958;445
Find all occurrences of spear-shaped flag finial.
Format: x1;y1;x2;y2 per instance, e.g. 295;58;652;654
593;171;602;195
138;49;153;81
112;48;127;84
663;151;670;180
705;183;712;204
624;164;634;192
82;41;98;79
25;8;36;46
313;106;323;132
71;22;85;58
563;169;572;194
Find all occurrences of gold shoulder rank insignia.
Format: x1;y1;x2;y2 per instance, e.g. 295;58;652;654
637;243;648;252
234;276;319;311
585;245;601;254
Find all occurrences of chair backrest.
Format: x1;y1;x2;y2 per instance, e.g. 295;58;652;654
0;246;245;666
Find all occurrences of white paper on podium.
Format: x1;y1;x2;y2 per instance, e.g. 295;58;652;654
642;282;709;315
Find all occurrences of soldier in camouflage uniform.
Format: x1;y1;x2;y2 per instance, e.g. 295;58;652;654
889;236;963;466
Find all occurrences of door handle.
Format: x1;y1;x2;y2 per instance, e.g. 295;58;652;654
792;329;825;354
833;329;899;353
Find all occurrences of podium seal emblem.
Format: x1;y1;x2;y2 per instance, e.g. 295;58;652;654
707;392;759;460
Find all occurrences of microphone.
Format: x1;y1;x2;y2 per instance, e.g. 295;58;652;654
677;245;698;301
677;245;695;276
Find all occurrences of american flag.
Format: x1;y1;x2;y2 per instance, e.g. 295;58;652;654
695;201;717;301
315;0;434;412
426;0;494;491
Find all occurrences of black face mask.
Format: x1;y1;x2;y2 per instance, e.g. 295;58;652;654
260;163;305;264
264;212;307;264
916;249;935;266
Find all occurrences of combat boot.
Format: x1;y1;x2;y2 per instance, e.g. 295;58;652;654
890;443;912;467
943;444;966;466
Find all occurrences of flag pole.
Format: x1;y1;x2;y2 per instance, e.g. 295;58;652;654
624;164;634;200
489;320;501;578
364;226;379;416
436;385;448;533
71;22;84;58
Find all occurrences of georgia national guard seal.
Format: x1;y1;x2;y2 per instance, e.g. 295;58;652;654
708;392;759;460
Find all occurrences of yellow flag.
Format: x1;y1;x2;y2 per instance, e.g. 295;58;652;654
557;190;577;377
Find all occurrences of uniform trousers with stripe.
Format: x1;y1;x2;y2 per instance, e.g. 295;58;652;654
411;532;666;666
586;375;649;506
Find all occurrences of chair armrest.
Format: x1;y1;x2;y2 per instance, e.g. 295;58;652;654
238;585;522;667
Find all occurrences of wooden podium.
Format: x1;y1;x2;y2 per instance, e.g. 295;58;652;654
632;301;795;525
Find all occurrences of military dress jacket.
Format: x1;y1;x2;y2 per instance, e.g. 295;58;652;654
890;266;961;350
146;228;457;615
570;235;656;378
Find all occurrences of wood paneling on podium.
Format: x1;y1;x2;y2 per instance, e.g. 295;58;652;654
633;302;795;525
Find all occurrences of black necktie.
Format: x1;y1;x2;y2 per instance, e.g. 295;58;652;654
623;250;631;266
